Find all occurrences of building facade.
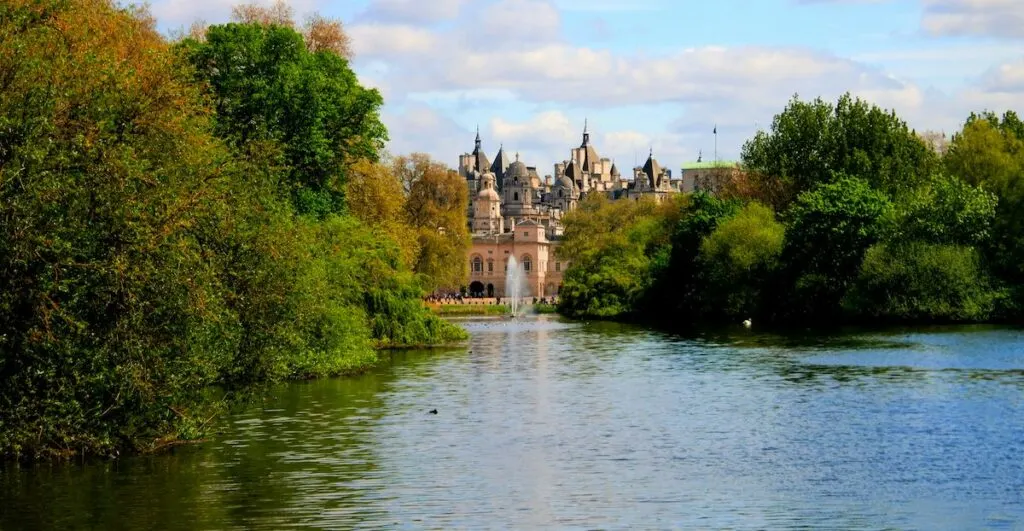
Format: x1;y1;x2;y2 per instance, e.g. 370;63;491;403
459;123;684;298
679;160;743;194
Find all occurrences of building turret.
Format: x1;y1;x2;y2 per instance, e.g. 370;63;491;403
473;171;503;234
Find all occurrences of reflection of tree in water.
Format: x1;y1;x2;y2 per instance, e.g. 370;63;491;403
0;355;458;531
0;448;233;530
214;360;434;529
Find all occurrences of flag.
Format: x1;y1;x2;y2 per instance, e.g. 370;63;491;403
713;125;717;135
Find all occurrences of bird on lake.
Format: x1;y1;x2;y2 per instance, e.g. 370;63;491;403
428;409;438;414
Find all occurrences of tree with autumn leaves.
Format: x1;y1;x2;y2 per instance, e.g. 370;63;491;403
0;0;467;460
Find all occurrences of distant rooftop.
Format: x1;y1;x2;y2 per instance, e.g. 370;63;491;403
681;161;739;170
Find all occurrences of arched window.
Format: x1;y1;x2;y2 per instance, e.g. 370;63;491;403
472;256;483;273
521;254;532;272
513;192;519;201
487;260;494;272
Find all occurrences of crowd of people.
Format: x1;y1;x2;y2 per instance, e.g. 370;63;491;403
423;293;558;306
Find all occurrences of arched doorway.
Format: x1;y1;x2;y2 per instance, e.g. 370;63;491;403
469;281;484;297
486;283;495;297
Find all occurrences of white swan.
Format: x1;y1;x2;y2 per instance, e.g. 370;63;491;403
742;319;752;328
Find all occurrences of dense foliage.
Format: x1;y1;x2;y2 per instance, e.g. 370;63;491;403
179;22;386;217
559;93;1019;329
0;0;464;460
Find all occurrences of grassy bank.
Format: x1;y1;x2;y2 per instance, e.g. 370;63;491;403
430;304;510;316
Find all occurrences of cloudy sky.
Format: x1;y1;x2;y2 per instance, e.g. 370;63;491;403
150;0;1024;174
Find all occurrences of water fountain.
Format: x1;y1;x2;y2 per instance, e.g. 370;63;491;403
505;255;527;318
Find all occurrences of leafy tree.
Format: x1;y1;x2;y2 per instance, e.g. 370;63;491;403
698;203;785;319
778;176;892;321
885;173;997;247
742;93;938;202
180;22;385;216
558;195;681;319
345;158;421;270
646;193;742;318
944;116;1022;188
0;0;241;458
393;154;470;291
0;0;462;460
845;242;1001;322
229;1;353;58
945;111;1024;303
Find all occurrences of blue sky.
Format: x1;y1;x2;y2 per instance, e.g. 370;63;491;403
151;0;1024;174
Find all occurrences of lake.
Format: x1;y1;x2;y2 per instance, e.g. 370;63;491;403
3;316;1023;529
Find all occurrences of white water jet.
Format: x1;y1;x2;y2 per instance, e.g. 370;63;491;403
505;256;527;317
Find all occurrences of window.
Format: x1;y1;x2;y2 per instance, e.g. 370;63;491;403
514;192;519;201
555;262;561;272
523;232;529;238
558;190;563;198
522;255;532;272
487;260;493;272
472;256;482;273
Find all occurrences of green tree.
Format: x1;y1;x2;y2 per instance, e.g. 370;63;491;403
944;111;1024;306
646;193;741;318
558;195;681;319
0;0;241;458
778;176;892;321
180;22;386;216
394;154;470;292
885;173;997;247
345;158;421;270
698;203;785;319
845;242;1000;322
742;93;938;203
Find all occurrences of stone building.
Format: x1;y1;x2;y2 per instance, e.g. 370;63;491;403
459;122;683;297
679;159;743;194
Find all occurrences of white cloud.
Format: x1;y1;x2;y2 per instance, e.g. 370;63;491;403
489;111;578;164
922;0;1024;39
381;104;469;158
149;0;1024;168
151;0;323;27
979;58;1024;93
480;0;562;44
349;24;440;56
359;0;468;24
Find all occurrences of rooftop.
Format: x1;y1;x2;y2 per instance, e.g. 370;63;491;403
681;161;740;170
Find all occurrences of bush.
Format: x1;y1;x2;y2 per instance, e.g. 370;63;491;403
845;242;1002;322
698;203;785;319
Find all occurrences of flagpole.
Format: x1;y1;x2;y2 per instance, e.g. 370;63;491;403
714;124;718;165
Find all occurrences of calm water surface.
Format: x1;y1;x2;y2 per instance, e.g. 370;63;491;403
3;316;1024;529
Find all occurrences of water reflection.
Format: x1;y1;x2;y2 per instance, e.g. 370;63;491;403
2;316;1024;529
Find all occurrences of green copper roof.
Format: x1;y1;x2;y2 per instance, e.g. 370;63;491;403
681;161;738;170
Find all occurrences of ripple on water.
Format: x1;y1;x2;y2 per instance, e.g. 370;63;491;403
2;316;1024;529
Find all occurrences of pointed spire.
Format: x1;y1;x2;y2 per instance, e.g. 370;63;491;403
584;117;588;134
474;125;481;150
581;118;591;146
